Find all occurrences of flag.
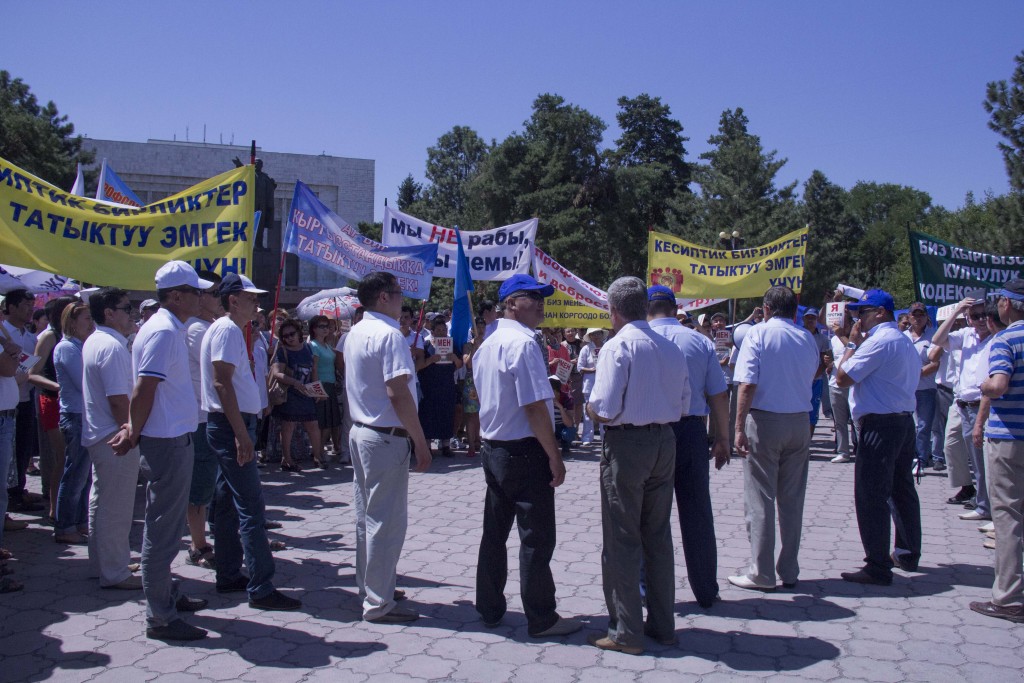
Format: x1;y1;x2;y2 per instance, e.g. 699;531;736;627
70;163;85;196
450;226;475;354
95;158;143;206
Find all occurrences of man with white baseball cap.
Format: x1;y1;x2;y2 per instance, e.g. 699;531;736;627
111;260;213;640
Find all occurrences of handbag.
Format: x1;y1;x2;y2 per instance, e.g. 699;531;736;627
267;343;288;407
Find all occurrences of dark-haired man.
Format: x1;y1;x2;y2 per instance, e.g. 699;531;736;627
345;272;431;623
2;289;42;516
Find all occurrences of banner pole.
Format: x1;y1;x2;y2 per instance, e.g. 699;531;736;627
269;247;286;344
412;301;427;349
250;140;256;166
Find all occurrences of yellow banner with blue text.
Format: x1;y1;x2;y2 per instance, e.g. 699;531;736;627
0;156;255;290
647;227;808;298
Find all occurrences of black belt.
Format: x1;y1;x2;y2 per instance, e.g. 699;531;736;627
861;412;913;420
354;422;410;438
0;408;14;419
483;437;536;448
956;399;981;409
605;423;667;431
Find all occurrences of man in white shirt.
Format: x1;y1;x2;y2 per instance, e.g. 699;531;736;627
111;261;213;641
2;289;41;514
0;319;23;591
587;277;687;654
202;274;301;611
731;286;820;592
344;272;431;624
82;287;141;590
184;271;222;570
474;274;581;640
827;306;859;463
835;289;922;585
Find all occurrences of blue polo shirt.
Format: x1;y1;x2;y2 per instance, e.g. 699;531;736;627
985;320;1024;440
648;317;728;416
843;322;920;421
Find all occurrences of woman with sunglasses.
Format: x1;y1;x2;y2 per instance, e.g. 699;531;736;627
308;315;342;467
271;319;323;471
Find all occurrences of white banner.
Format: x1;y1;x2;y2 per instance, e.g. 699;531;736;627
678;297;726;313
382;206;535;281
532;248;608;310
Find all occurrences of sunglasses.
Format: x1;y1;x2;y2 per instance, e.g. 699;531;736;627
910;310;926;317
969;313;988;321
113;304;132;313
512;291;545;301
282;331;299;339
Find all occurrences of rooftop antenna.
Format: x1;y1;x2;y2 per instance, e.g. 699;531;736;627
203;124;207;143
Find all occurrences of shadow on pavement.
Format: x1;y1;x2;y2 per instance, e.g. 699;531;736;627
677;594;856;621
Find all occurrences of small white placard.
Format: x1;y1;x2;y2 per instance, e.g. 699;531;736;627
304;381;329;399
825;302;846;328
555;358;572;383
433;336;453;363
17;352;39;375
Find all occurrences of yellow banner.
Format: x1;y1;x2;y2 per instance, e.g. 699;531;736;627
647;227;808;298
539;289;612;329
0;157;255;290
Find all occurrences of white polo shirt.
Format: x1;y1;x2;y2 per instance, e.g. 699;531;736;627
475;318;554;440
733;317;820;414
842;322;921;421
2;320;37;402
589;320;688;426
344;310;417;428
132;308;199;438
200;316;262;416
82;326;133;447
186;317;212;423
577;342;601;394
945;328;993;403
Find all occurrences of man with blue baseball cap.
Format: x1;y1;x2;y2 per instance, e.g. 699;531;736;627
473;273;581;638
835;288;923;586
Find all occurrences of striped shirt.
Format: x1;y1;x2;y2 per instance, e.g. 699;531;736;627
985;320;1024;440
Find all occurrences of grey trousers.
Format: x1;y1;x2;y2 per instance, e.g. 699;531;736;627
829;385;857;456
743;410;811;585
944;406;972;488
959;404;989;516
986;438;1024;606
139;433;194;628
88;433;141;587
600;424;676;648
350;424;410;620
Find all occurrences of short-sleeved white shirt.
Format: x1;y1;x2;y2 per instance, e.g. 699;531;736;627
132;308;198;438
828;335;847;390
578;342;601;394
201;316;262;416
82;326;133;447
945;328;993;403
475;318;555;440
3;320;37;402
842;322;921;421
186;317;212;423
589;320;688;426
344;311;417;428
253;331;269;411
733;317;820;413
905;327;937;391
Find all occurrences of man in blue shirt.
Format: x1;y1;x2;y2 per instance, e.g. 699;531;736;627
970;278;1024;623
836;289;922;585
647;285;729;608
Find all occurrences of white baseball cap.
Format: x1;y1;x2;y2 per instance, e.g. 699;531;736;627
155;261;214;290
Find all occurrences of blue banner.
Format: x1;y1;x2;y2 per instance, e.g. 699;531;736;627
96;159;144;206
284;181;438;300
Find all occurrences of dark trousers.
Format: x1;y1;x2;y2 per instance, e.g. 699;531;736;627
476;438;559;635
855;413;921;579
208;412;275;600
671;416;719;607
8;399;38;502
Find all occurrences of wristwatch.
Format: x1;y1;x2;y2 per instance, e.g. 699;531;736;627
846;341;857;350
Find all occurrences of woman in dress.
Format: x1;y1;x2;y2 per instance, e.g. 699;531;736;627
308;315;342;468
460;318;484;457
417;318;463;457
271;319;323;471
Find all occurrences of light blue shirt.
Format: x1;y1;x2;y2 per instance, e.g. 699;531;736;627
475;318;554;440
53;336;85;414
649;317;728;416
344;311;417;428
843;321;921;421
589;320;688;426
733;317;819;413
986;320;1024;440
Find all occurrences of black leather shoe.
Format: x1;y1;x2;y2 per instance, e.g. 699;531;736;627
841;569;892;586
891;551;918;572
215;576;250;593
147;618;207;641
175;595;207;612
249;590;302;611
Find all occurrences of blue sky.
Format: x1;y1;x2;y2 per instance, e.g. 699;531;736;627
4;2;1023;223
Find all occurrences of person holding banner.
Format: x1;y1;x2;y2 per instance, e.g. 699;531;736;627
111;261;214;641
417;318;462;457
731;286;819;592
835;289;922;586
473;274;580;639
345;272;431;624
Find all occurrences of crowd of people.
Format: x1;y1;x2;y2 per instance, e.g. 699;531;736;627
1;261;1023;649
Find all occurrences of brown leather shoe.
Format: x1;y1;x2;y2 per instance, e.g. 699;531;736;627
587;633;643;655
970;601;1024;623
4;516;27;531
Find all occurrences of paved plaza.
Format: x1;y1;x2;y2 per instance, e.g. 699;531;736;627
1;419;1021;682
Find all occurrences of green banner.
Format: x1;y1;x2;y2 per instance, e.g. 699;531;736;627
908;231;1024;306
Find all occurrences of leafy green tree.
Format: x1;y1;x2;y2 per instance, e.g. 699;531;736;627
800;170;861;306
396;174;422;211
421;125;489;228
984;50;1024;193
0;70;93;188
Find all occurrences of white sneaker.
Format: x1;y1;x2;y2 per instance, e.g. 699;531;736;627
978;521;995;533
831;454;851;463
449;438;461;450
960;510;991;521
727;574;776;592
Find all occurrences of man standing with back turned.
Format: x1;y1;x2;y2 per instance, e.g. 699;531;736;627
474;274;581;638
588;276;687;654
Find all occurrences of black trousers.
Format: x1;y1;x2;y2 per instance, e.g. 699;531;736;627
855;413;921;579
671;416;719;607
476;438;559;635
7;399;38;502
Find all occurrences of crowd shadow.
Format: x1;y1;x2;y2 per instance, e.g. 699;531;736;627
677;595;856;622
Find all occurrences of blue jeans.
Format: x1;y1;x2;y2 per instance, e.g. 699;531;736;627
958;403;989;516
56;413;92;534
809;379;824;427
0;409;16;549
913;389;937;465
207;412;275;600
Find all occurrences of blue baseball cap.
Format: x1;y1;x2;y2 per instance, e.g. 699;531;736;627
846;289;895;313
647;285;676;303
803;307;819;317
998;278;1024;302
498;274;555;302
